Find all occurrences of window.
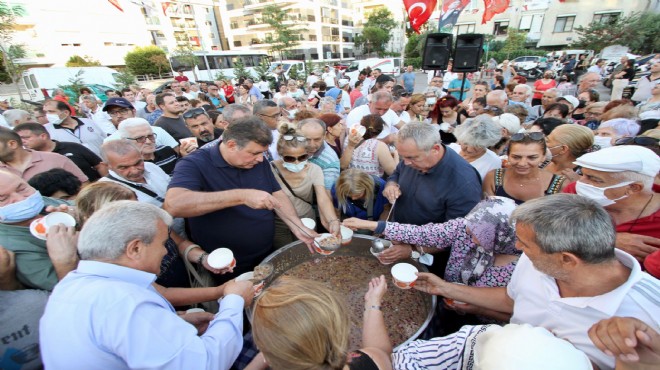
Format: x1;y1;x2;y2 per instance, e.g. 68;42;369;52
455;23;475;34
234;41;242;47
593;11;620;24
493;21;508;35
553;15;575;32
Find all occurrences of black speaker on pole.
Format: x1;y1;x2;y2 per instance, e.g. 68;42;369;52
422;33;453;70
452;34;484;72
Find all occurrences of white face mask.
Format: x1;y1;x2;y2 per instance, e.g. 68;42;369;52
285;109;298;119
283;160;307;173
46;113;64;125
426;97;437;106
594;135;613;149
575;180;633;207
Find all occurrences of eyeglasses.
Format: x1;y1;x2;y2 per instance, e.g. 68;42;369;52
395;92;411;97
483;106;503;113
108;108;132;117
615;136;659;147
126;133;157;144
282;135;306;142
282;154;309;163
182;107;207;119
258;111;283;119
510;132;545;142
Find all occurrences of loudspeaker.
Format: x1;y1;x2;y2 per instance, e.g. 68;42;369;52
453;34;484;72
422;33;453;70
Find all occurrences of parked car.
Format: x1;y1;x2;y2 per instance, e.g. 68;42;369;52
509;56;542;70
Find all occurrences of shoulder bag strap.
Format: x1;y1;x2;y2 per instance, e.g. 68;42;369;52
106;174;165;203
183;244;208;287
270;162;311;205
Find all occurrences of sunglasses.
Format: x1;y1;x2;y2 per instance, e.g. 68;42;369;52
510;132;545;142
615;136;659;147
282;154;309;163
282;135;306;142
127;133;157;144
396;92;412;97
182;107;207;119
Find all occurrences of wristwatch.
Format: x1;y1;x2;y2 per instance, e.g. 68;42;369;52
411;250;420;259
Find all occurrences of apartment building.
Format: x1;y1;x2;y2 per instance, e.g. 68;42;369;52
353;0;407;55
444;0;657;49
8;0;223;67
215;0;356;61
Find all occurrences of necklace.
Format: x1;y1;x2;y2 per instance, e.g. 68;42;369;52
627;194;655;232
518;177;540;187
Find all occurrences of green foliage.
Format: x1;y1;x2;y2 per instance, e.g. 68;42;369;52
304;59;315;79
288;64;301;81
357;8;397;56
57;70;86;103
148;53;170;76
0;1;26;89
253;58;270;81
125;46;169;76
214;70;228;81
571;12;660;55
113;69;137;90
406;57;422;69
172;45;199;80
262;5;299;60
232;59;252;80
65;55;101;67
500;29;527;54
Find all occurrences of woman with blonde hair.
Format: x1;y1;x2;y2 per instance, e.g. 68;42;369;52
75;181;231;307
271;122;339;248
405;94;427;122
249;276;392;370
332;168;390;223
341;114;399;177
544;124;594;181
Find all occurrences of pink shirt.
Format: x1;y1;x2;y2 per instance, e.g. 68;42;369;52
0;149;88;183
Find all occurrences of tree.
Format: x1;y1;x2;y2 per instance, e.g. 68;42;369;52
356;8;397;56
172;44;199;81
500;29;527;55
147;53;170;76
125;46;169;76
262;5;299;61
113;69;137;90
65;55;101;67
571;12;660;55
57;70;86;106
0;1;26;98
232;59;252;80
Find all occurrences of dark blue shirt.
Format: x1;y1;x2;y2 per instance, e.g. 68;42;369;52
168;141;281;270
387;145;481;225
331;176;388;220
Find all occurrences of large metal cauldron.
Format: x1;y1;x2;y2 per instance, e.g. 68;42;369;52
247;234;436;350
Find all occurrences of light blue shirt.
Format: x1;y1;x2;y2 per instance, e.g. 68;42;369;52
309;142;340;190
40;261;245;370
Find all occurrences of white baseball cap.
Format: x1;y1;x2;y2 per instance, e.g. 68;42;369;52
574;145;660;177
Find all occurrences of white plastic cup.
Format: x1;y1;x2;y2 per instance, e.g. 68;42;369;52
313;233;338;255
207;248;236;269
340;226;353;245
301;217;316;230
43;212;76;232
186;308;205;313
391;263;419;289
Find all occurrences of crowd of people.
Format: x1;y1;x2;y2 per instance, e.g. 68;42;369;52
0;56;659;370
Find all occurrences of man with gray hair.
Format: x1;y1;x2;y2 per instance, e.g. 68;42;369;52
486;90;508;110
379;123;481;273
2;109;31;127
253;99;282;160
510;84;535;120
528;88;560;122
298;118;340;190
222;103;251;125
564;145;660;269
165;117;316;284
40;201;255;369
414;194;660;370
277;96;298;122
345;91;400;143
117;118;180;175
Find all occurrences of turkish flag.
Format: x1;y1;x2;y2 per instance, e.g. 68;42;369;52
108;0;123;12
404;0;438;33
482;0;510;24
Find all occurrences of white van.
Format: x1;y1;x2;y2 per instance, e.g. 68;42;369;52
22;67;119;101
345;58;403;82
267;60;306;80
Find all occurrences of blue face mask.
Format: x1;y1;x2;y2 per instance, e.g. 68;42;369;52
283;160;307;173
0;191;44;224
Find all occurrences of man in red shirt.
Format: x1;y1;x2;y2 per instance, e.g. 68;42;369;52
174;70;189;83
563;145;660;277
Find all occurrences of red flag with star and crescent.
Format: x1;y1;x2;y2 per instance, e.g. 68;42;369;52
404;0;438;33
482;0;510;24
